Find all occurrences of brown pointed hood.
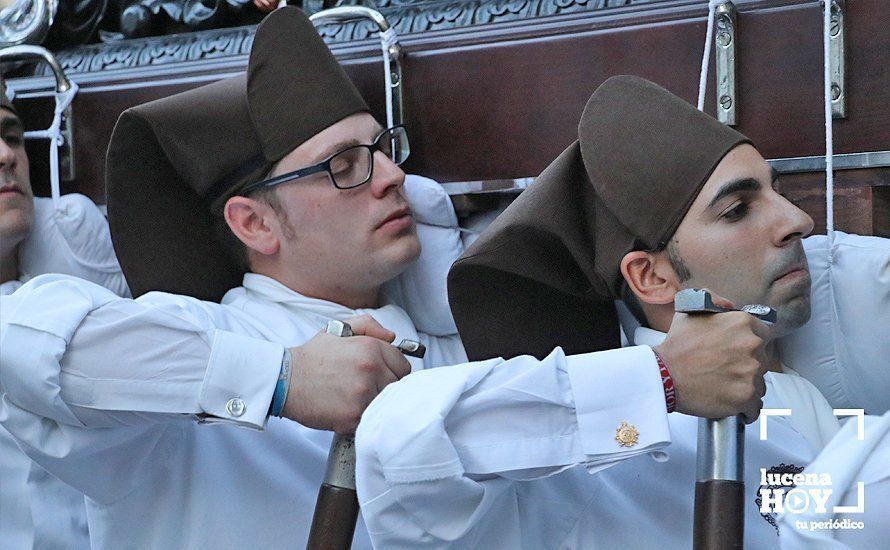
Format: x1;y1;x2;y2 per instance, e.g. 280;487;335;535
106;7;368;300
448;75;750;360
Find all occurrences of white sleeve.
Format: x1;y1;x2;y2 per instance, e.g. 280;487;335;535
778;412;890;550
355;345;670;547
0;275;284;499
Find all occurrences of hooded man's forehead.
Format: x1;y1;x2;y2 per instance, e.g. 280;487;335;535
683;144;776;213
286;113;383;169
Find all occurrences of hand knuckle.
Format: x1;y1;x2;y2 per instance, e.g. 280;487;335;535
355;359;374;374
730;383;751;403
740;336;759;353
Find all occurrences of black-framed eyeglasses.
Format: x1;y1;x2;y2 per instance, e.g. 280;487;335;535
241;125;410;195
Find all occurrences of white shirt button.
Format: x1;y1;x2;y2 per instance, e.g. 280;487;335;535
226;398;246;417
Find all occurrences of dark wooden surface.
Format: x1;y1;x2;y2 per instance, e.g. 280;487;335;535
778;168;890;236
9;0;889;235
693;480;745;550
307;484;360;550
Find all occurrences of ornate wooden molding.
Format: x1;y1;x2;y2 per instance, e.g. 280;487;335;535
38;27;257;75
32;0;664;76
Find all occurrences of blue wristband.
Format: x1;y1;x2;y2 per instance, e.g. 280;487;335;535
270;378;287;417
269;350;292;417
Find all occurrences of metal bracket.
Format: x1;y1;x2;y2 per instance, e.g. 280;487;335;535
769;150;890;173
715;2;738;126
828;0;846;118
310;7;404;128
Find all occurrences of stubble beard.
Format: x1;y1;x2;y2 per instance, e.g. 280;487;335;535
763;242;812;339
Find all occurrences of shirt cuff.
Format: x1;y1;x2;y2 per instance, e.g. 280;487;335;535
198;330;285;429
566;345;671;463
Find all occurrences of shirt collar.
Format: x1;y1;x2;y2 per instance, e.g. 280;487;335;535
238;272;359;319
233;274;423;373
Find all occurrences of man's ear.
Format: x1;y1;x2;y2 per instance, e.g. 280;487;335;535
620;251;679;306
223;196;280;256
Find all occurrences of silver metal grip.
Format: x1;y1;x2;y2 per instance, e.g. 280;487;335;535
696;417;745;482
324;434;358;490
326;320;354;338
396;339;426;358
675;288;777;323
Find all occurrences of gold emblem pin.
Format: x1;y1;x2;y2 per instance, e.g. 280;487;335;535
615;421;639;448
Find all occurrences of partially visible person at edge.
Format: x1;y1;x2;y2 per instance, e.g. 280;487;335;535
1;77;128;549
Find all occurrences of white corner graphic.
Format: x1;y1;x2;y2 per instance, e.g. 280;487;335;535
834;482;866;514
760;408;792;440
833;409;866;441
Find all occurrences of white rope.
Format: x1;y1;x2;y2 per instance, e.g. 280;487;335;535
379;27;399;129
23;82;79;213
822;0;836;255
699;0;834;253
697;0;724;110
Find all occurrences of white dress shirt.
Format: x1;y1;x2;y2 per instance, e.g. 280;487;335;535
0;273;670;549
356;327;847;549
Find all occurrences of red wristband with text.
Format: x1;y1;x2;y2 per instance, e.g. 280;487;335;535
654;351;677;413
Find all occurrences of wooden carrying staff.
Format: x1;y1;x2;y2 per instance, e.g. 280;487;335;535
307;320;425;550
674;289;776;550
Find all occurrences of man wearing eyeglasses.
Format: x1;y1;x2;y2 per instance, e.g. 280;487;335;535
0;9;458;549
0;8;775;549
223;122;414;316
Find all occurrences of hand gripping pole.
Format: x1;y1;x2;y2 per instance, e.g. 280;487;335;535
306;320;425;550
674;288;775;550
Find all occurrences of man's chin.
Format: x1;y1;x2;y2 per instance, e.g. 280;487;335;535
397;234;422;265
0;210;34;243
771;294;812;338
378;233;422;278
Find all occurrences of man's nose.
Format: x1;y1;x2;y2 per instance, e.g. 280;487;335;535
774;194;815;245
0;138;16;170
369;150;405;198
